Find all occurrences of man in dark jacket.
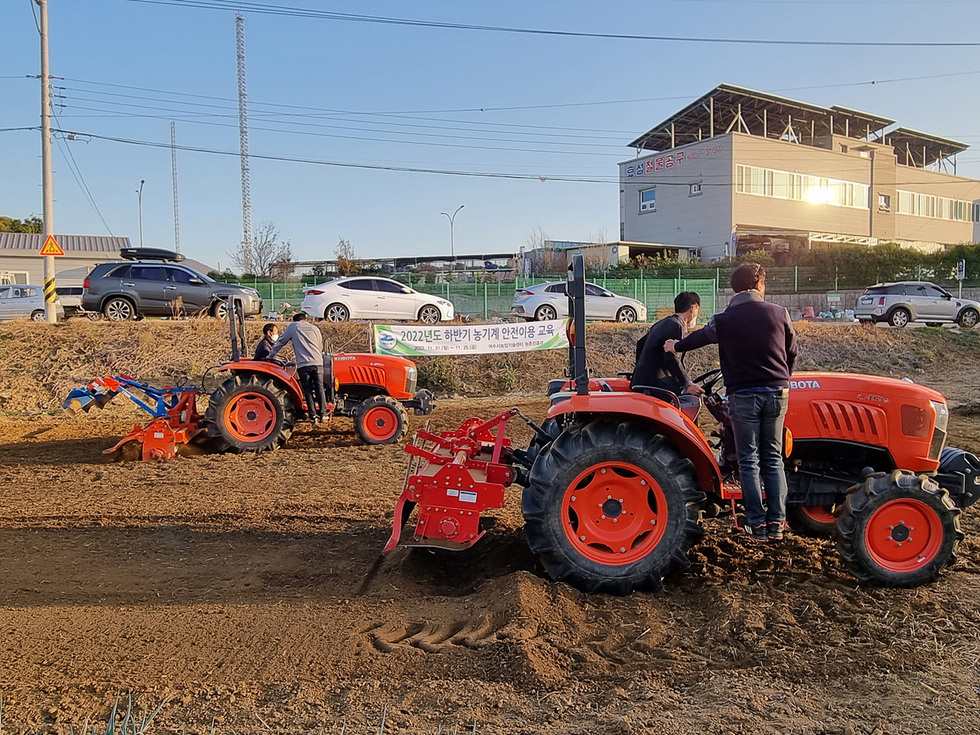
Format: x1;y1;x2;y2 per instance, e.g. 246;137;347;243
666;263;798;542
253;323;279;361
631;291;703;396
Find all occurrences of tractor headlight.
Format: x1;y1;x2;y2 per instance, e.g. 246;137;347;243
928;400;949;460
406;365;418;394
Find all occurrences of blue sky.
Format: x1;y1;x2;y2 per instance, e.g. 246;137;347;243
3;0;980;270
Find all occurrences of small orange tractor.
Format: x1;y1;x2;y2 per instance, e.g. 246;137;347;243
385;256;979;590
65;299;434;458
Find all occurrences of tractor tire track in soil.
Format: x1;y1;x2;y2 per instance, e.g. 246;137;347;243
1;396;979;733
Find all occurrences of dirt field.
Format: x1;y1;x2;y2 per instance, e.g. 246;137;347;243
1;322;979;733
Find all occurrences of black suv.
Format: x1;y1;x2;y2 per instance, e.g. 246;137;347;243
82;248;262;321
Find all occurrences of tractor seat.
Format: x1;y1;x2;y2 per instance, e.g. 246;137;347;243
632;385;701;423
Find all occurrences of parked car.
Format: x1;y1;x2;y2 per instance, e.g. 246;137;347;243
82;248;262;321
511;281;647;322
301;276;455;323
0;284;64;321
854;281;980;328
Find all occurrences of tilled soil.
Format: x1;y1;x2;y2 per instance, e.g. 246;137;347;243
1;398;979;734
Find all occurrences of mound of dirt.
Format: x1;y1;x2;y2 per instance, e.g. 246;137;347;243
4;318;980;415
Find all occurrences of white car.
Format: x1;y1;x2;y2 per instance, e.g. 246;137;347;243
511;281;647;322
301;276;455;324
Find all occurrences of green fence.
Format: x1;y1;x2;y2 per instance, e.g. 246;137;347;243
229;276;716;321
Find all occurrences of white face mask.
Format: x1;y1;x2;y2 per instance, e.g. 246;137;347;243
270;333;279;342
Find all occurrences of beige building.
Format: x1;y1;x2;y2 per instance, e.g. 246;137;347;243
620;84;980;262
0;233;130;285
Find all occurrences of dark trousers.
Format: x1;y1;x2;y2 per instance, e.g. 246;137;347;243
297;365;327;421
729;391;789;528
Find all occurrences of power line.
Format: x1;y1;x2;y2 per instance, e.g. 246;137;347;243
124;0;980;47
50;111;115;235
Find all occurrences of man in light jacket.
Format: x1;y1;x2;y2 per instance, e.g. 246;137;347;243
266;312;328;424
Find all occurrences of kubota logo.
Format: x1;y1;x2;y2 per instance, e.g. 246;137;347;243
790;379;821;390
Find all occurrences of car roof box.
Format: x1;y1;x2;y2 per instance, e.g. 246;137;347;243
119;247;184;263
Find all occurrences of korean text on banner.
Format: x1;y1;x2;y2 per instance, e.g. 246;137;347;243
373;320;569;356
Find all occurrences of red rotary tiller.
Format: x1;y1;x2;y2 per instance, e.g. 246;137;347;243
384;409;542;552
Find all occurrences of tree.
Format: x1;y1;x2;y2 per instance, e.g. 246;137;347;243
335;237;360;276
229;221;293;278
0;215;43;233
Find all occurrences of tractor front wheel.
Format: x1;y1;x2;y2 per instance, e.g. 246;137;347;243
354;394;408;445
835;471;962;586
205;374;296;452
522;420;705;595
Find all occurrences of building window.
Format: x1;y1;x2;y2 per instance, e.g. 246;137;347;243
878;194;891;212
639;187;656;213
897;190;974;222
974;203;980;223
735;164;868;210
689;183;702;197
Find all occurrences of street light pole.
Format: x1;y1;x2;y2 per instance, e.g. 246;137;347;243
136;179;145;248
440;204;464;264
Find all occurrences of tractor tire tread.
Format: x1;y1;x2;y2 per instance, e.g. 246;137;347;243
522;419;705;595
834;470;962;587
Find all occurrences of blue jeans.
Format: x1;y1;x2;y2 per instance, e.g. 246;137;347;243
297;365;327;421
729;391;789;528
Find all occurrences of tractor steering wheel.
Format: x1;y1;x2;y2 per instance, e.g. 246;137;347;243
691;367;724;395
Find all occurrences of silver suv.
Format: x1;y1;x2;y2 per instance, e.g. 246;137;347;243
855;281;980;328
82;248;262;321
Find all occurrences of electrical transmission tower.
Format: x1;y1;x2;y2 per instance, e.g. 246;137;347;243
171;121;181;253
236;12;253;270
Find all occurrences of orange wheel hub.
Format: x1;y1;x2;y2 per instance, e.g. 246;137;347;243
866;499;943;572
561;462;667;565
224;392;276;441
363;406;398;442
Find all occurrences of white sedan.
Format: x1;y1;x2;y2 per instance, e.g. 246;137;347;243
511;281;646;322
301;276;455;324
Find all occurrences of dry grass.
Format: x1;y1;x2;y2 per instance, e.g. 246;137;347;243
2;318;978;415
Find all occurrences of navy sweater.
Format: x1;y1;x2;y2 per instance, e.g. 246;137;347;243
673;290;798;393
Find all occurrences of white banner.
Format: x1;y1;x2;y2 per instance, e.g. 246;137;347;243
373;320;569;356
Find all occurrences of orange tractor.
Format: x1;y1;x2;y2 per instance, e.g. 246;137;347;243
65;299;434;457
385;256;979;591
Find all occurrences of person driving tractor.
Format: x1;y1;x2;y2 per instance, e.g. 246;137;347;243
631;291;704;397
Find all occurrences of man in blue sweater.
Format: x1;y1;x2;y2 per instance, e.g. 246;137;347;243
665;263;798;542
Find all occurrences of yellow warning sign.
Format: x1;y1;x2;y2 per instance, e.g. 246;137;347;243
39;235;65;256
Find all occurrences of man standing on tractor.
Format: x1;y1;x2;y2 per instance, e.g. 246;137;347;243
631;291;705;397
666;263;798;542
265;312;328;425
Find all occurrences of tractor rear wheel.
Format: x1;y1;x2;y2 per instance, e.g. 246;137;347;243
835;470;963;586
786;504;837;536
205;373;296;452
522;420;705;595
354;395;408;445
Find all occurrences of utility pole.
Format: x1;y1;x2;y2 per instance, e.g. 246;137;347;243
171;122;181;253
236;13;253;272
38;0;57;323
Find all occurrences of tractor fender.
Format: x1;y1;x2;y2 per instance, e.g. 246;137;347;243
546;392;723;497
214;360;305;410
